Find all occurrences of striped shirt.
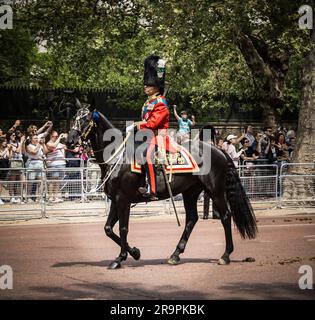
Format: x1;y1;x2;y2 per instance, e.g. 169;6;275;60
46;143;66;167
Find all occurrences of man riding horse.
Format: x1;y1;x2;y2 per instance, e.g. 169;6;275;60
132;55;170;200
66;55;257;270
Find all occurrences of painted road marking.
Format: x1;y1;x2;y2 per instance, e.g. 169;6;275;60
306;239;315;241
304;235;315;238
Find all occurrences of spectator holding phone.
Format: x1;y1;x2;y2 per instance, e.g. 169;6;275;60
25;134;48;202
223;134;244;167
27;121;53;141
264;136;283;165
240;137;259;165
0;137;13;205
46;131;67;203
276;132;290;162
244;125;255;147
7;131;25;204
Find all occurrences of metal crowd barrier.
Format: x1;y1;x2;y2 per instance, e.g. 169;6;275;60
0;160;314;220
0;158;109;220
238;163;279;204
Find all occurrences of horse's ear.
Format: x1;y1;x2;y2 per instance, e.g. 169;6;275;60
75;97;82;109
200;125;216;142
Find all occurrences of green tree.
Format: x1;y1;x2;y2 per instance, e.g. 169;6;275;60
145;0;312;128
0;27;37;86
2;0;312;129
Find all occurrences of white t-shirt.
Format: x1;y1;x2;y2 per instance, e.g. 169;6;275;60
27;143;44;161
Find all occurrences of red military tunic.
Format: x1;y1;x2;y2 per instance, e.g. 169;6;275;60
138;94;170;195
139;94;169;131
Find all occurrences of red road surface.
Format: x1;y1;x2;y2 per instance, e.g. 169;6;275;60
0;214;315;299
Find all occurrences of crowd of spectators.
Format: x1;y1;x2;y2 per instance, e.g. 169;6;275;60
0;116;298;205
219;125;296;168
0;120;93;205
201;124;296;219
170;106;296;168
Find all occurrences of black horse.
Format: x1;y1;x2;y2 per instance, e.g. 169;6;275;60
67;103;257;269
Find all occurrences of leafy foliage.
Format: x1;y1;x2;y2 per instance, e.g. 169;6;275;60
1;0;313;120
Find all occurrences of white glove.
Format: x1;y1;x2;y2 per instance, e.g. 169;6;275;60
126;123;135;133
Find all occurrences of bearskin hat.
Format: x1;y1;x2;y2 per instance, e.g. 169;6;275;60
143;55;166;93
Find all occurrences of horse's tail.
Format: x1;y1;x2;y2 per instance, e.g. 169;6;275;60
224;154;257;239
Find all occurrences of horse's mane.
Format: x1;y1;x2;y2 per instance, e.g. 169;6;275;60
98;111;116;130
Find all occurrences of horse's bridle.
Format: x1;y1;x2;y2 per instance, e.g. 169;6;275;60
72;107;97;141
71;107;106;155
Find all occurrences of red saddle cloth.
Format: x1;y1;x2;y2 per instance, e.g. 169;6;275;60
131;137;200;174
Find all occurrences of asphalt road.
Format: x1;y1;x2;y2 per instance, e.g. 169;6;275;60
0;214;315;300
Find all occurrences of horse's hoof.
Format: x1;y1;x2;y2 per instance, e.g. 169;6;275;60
167;256;180;265
108;260;121;269
130;247;141;261
218;257;230;265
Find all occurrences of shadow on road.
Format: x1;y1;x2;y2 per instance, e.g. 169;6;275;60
27;281;210;300
217;282;315;300
51;257;245;268
23;281;314;300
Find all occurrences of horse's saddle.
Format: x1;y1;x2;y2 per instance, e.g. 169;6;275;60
131;139;200;174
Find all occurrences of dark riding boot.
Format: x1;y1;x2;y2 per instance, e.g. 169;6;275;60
138;163;158;200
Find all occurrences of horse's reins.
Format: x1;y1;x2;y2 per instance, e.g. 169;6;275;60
73;108;134;192
82;131;133;194
92;131;132;166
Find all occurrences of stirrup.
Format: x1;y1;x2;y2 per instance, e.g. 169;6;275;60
138;186;149;195
138;187;158;200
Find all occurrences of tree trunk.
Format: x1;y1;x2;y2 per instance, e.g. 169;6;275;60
292;29;315;164
282;29;315;205
236;32;288;129
261;100;279;130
